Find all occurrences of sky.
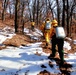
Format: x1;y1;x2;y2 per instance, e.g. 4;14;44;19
0;26;76;75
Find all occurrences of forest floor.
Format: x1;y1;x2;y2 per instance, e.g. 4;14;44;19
0;19;76;75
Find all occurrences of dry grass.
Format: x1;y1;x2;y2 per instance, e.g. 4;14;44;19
3;34;31;47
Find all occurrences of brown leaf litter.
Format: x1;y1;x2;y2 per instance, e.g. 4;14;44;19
2;34;31;47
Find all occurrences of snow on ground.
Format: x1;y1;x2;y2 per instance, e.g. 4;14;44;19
0;26;76;75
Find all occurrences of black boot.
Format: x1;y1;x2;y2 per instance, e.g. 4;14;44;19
48;54;55;59
46;43;48;46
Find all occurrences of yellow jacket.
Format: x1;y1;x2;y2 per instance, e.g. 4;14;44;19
31;22;35;26
40;21;55;43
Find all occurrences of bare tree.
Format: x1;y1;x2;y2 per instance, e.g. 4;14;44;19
27;0;32;21
2;0;9;21
14;0;20;33
21;1;26;33
66;0;70;36
62;0;65;28
48;0;56;19
56;0;61;26
65;0;76;36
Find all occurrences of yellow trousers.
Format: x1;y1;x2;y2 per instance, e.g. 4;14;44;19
44;30;50;44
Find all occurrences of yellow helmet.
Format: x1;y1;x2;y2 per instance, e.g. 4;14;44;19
51;19;58;27
31;22;35;26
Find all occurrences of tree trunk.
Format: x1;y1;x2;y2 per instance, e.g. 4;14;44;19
37;0;39;26
2;0;7;21
21;2;25;34
66;0;70;36
14;0;19;33
62;0;65;28
33;0;36;22
56;0;60;26
27;0;32;21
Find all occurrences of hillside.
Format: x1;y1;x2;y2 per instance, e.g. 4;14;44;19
0;18;76;75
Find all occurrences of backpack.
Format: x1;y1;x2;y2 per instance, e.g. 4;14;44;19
45;21;51;30
55;27;66;39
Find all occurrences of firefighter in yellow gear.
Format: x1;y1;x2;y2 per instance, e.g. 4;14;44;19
31;22;35;31
48;19;64;65
40;18;53;46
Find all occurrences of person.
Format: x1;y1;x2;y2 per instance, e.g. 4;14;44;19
48;19;64;65
40;18;52;46
31;21;35;31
